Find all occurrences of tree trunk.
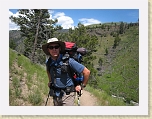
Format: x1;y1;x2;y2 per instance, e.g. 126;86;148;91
31;11;41;63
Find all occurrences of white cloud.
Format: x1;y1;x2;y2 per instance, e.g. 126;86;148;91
53;12;74;29
9;10;101;30
9;11;20;30
48;10;53;19
9;10;75;30
79;18;101;26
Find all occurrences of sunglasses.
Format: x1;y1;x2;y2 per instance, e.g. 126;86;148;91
48;45;60;50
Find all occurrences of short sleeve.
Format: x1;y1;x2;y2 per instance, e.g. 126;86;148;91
69;58;85;74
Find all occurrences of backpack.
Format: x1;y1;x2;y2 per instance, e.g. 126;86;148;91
46;41;87;87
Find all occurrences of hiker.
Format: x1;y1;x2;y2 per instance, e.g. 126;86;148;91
42;38;90;106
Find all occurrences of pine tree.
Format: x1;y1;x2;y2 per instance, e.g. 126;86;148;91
119;21;124;34
10;9;62;63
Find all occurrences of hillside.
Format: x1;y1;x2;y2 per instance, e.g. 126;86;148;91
9;49;48;105
9;49;99;106
93;25;139;103
9;48;130;106
9;22;139;105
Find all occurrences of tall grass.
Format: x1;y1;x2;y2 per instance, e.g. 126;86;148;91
9;48;49;106
28;89;43;105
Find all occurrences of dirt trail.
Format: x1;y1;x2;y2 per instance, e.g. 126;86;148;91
77;90;98;106
45;90;98;106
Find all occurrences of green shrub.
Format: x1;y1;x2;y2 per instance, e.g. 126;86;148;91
28;89;42;105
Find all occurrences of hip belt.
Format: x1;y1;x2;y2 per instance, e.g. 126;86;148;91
55;85;75;95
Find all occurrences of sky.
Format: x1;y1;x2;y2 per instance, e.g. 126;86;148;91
9;9;139;30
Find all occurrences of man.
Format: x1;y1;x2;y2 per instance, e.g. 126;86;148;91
42;38;90;106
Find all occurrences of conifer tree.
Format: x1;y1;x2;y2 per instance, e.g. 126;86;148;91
119;21;124;34
10;9;62;63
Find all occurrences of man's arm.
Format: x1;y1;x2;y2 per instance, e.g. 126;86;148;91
69;58;90;91
81;67;90;87
75;67;90;91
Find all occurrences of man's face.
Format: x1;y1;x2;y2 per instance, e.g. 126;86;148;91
47;43;60;57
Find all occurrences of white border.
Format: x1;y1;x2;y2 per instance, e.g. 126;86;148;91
0;0;148;115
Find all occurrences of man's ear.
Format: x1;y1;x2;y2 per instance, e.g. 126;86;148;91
59;47;62;53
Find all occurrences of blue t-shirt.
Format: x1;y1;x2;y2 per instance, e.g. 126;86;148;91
69;58;85;74
46;54;85;89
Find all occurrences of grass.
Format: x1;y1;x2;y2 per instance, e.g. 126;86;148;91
9;48;49;106
28;89;43;105
92;26;139;104
85;85;127;106
9;48;129;106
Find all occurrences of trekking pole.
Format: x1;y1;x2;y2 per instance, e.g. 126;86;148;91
77;90;82;106
45;90;50;106
77;92;80;106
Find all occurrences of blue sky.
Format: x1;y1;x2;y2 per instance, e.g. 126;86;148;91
9;9;139;30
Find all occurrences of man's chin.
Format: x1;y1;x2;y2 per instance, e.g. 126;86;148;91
53;54;58;57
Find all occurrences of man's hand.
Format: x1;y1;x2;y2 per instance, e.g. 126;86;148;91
75;85;82;92
48;82;53;88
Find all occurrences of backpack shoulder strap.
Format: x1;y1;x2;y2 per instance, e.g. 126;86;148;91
46;57;52;71
61;54;75;80
64;57;79;86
